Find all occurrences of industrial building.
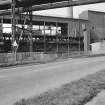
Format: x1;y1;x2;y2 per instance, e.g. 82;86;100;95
80;10;105;54
0;9;105;54
0;0;104;55
0;10;105;54
0;14;90;53
80;10;105;42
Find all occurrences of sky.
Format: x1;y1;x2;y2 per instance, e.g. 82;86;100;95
34;3;105;18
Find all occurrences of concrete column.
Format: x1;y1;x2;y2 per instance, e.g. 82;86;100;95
56;22;58;53
83;29;90;53
44;21;46;53
0;16;3;35
11;0;16;63
11;0;15;46
68;23;70;56
67;7;73;18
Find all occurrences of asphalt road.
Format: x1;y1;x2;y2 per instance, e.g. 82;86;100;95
1;56;105;105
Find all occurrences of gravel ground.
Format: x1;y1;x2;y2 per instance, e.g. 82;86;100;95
14;69;105;105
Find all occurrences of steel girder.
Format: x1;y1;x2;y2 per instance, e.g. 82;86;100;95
0;0;104;12
0;0;104;16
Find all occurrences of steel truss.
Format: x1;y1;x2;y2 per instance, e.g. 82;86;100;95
0;0;104;16
10;0;105;55
11;0;34;59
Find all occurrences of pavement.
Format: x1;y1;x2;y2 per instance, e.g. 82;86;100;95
1;56;105;105
85;90;105;105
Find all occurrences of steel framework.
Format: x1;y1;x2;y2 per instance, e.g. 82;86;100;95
3;0;105;60
0;0;104;16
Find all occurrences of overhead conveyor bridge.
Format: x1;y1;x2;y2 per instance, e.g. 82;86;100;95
0;0;104;14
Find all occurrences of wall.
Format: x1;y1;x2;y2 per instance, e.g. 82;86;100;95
89;11;105;40
91;41;105;54
0;52;58;64
80;10;105;41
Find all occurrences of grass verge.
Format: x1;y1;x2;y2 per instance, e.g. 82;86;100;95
13;69;105;105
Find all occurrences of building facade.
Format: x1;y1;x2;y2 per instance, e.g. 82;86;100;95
80;10;105;42
0;14;90;53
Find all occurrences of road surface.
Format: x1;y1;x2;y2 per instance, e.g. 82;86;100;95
1;56;105;105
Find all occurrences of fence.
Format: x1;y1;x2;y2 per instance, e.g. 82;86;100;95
0;52;57;65
0;51;90;66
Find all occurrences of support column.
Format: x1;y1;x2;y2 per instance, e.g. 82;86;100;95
56;22;58;53
83;28;90;54
44;21;46;53
29;11;33;54
78;20;81;52
0;16;3;36
11;0;17;63
0;16;3;45
67;23;70;56
67;7;73;18
11;0;16;52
